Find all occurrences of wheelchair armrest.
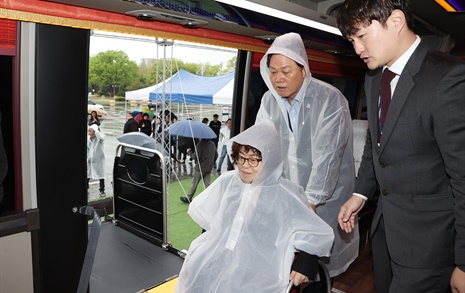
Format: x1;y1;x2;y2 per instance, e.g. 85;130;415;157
286;260;332;293
318;260;332;293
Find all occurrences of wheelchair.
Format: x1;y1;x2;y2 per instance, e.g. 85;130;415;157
286;260;332;293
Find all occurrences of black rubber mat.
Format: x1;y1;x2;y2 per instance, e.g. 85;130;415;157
90;221;184;293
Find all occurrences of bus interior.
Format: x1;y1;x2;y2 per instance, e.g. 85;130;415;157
0;0;464;292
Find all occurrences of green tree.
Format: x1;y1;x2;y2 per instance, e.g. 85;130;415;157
186;62;222;76
127;56;235;94
145;58;226;85
88;50;139;96
222;56;237;74
146;58;181;85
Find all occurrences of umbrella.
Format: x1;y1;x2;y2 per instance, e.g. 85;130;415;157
134;112;143;123
141;108;155;119
167;120;217;139
117;132;158;149
131;108;142;116
133;108;154;122
88;107;109;117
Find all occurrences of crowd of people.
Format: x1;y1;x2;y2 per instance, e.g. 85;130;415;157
121;109;232;168
121;110;232;206
87;108;231;199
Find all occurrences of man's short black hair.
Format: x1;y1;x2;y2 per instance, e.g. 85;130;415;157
213;114;219;118
336;0;414;38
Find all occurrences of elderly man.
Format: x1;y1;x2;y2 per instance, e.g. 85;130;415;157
255;32;358;290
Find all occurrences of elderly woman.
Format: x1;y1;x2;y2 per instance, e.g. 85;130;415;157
87;124;105;196
175;120;334;293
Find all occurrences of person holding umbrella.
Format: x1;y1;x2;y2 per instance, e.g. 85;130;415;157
88;110;101;131
139;113;152;136
180;138;217;203
177;119;199;164
169;120;218;203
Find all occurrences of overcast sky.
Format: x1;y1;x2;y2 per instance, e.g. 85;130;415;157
89;30;237;67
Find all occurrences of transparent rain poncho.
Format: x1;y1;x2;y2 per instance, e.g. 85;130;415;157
256;32;359;277
87;124;105;179
175;120;334;293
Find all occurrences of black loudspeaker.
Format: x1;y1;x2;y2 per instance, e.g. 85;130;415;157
113;145;167;245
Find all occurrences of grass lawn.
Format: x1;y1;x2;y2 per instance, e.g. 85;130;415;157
167;175;218;251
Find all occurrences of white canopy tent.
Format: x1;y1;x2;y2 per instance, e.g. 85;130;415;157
125;75;175;101
124;70;234;120
125;70;234;105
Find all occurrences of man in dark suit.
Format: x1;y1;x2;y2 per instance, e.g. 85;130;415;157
123;112;139;133
336;1;465;292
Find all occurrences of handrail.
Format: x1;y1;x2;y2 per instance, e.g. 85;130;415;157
0;208;40;237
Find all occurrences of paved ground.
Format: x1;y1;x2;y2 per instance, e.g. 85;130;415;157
87;101;231;202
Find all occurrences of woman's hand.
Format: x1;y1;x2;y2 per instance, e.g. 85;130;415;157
289;270;311;286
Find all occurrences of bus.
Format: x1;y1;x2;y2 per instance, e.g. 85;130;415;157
0;1;463;292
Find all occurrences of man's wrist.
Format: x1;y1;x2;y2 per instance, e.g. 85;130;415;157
353;193;368;201
457;264;465;273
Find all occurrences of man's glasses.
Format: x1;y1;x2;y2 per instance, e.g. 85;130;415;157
236;155;261;167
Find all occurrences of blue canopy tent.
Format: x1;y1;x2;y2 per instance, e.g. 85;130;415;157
149;69;234;105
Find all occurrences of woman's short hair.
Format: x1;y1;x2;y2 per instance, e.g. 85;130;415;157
231;142;262;165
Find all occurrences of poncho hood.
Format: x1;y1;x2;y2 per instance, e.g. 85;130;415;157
228;120;282;186
260;32;311;99
88;124;99;132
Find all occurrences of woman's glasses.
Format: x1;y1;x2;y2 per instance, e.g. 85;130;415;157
236;155;261;167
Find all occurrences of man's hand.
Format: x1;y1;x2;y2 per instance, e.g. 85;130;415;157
338;195;366;233
451;267;465;293
289;270;311;286
309;202;317;213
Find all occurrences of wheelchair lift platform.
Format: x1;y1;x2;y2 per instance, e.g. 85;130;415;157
90;221;183;293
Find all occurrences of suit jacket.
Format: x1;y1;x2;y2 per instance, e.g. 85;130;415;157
355;41;465;270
